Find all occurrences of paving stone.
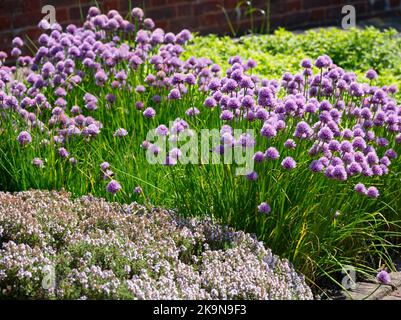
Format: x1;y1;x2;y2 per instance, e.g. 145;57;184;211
343;272;401;300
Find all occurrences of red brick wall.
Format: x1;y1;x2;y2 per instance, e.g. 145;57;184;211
0;0;400;55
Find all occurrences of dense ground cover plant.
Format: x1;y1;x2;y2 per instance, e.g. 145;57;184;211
185;28;401;99
0;190;313;299
248;28;401;73
0;7;400;286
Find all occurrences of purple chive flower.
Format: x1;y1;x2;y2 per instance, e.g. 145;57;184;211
17;131;32;146
377;270;391;285
32;158;44;168
11;47;21;57
131;7;144;19
265;147;280;161
69;158;77;166
221;132;234;146
135;101;144;110
168;88;181;100
107;180;122;195
385;149;397;159
301;58;312;69
367;186;380;198
220;110;234;121
113;128;128;138
135;85;146;93
372;165;383;176
42;62;55;75
86;102;97;112
149;144;161;155
328;140;341;152
95;69;108;85
164;155;177;166
365;69;378;80
134;186;143;195
204;97;217;108
332;165;348;181
258;202;271;214
156;125;169;136
106;94;116;103
103;170;115;180
100;162;110;171
12;36;24;47
318;127;334;142
355;183;367;195
315;55;332;68
143;107;156;119
367;152;379;165
144;18;155;30
348;162;362;176
282;157;297;170
58;148;69;159
247;58;257;69
340;141;353;153
237;133;256;148
352;137;367;150
284;139;297;149
310;160;324;173
246;171;258;181
261;124;277;138
375;136;388;147
82;124;101;137
185;107;200;117
380;156;391;167
253;151;265;163
255;109;269;121
294;121;312;139
169;148;182;160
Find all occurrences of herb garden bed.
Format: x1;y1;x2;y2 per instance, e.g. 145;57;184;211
1;6;401;298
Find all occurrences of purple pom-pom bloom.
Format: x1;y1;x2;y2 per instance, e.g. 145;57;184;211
168;88;181;100
156;125;169;136
107;180;122;195
113;128;128;138
58;147;69;159
261;124;277;138
318;127;333;142
282;157;297;170
17;131;32;146
186;107;200;117
265;147;280;161
131;7;144;19
204;97;217;108
164;155;177;166
32;158;44;168
100;162;110;171
355;183;367;195
365;69;378;80
143;107;156;119
258;202;271;214
253;151;265;163
284;139;297;149
310;160;324;173
315;55;332;69
377;270;391;285
301;59;312;69
220;110;234;121
367;186;380;199
246;171;258;181
134;186;143;195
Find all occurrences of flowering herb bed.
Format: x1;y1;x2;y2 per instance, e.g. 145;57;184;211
0;190;313;299
0;7;401;288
